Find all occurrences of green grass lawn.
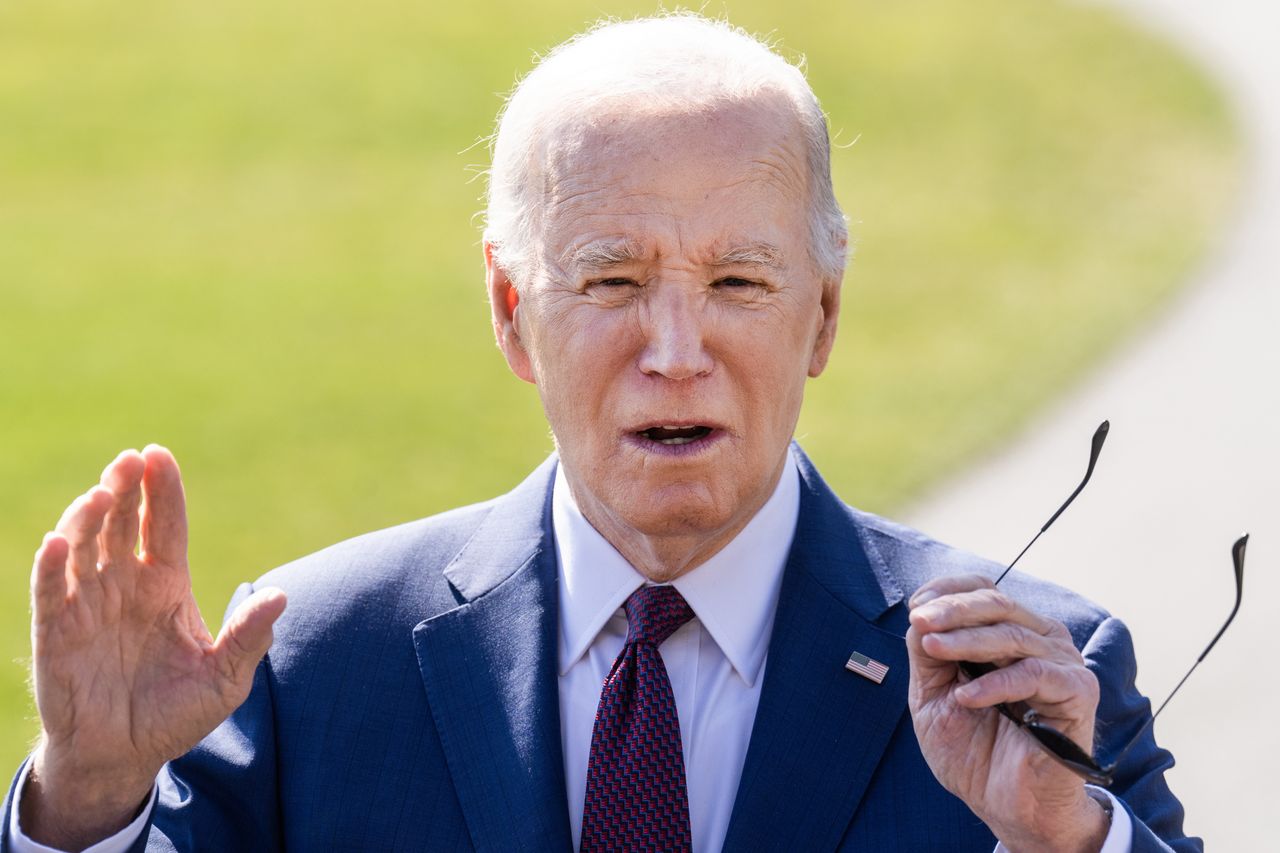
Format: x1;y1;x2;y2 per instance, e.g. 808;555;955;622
0;0;1237;770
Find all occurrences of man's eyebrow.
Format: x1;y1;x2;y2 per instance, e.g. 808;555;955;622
710;243;785;269
560;239;648;270
560;239;785;271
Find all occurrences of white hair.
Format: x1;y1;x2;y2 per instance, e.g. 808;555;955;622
483;13;848;284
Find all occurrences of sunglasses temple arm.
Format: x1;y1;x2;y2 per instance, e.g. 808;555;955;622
1103;658;1203;775
1197;587;1243;664
995;421;1109;587
1105;533;1246;775
1198;534;1247;663
994;530;1045;587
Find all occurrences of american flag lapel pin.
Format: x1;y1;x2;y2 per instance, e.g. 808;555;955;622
845;650;889;684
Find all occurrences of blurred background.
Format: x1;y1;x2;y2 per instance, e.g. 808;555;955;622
0;0;1252;845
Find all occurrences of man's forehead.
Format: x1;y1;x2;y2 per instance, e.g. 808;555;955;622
540;94;807;187
535;100;810;266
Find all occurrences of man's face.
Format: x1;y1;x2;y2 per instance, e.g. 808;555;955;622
490;97;840;571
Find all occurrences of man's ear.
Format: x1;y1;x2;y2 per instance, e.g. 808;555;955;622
485;242;536;384
808;274;842;378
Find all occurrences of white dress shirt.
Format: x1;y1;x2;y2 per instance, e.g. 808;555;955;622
10;455;1129;851
553;459;798;853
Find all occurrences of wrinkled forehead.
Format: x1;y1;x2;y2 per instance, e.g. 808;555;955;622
535;95;812;262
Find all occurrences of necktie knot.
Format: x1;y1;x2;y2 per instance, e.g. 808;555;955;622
624;585;694;646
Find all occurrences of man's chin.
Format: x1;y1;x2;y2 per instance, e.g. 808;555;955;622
611;487;733;538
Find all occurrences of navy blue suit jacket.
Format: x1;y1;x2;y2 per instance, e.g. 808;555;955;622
4;449;1199;850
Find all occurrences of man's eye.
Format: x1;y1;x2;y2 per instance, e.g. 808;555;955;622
714;277;758;288
590;277;638;288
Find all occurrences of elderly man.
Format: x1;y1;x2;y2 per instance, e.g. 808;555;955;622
4;14;1193;853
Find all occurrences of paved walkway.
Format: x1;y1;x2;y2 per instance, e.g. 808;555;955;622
904;1;1279;848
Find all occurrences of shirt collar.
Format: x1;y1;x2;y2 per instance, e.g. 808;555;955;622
553;456;800;686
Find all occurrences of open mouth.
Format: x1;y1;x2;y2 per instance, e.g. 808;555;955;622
636;424;715;446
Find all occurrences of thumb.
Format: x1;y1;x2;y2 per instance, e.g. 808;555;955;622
212;587;287;693
905;623;957;707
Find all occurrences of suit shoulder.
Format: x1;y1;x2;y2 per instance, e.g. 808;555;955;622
253;498;497;617
849;506;1111;645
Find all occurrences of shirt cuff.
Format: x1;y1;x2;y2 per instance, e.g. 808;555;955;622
1092;786;1134;853
7;758;156;853
991;785;1132;853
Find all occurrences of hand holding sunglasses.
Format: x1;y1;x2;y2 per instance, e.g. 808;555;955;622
906;421;1246;845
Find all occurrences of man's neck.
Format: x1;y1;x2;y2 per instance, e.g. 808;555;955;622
561;456;791;583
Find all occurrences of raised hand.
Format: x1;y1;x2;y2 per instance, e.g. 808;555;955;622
20;446;287;849
906;574;1109;853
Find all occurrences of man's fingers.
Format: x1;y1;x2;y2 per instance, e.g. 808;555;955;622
919;623;1082;668
55;487;113;586
212;588;287;692
99;450;146;569
139;445;189;568
905;623;961;703
909;573;995;609
954;657;1099;715
31;533;70;621
910;587;1061;639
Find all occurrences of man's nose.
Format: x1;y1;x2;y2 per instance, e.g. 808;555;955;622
636;287;715;380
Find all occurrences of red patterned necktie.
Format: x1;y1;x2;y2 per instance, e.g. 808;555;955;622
580;585;696;853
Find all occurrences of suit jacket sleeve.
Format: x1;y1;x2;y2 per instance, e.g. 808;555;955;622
1085;616;1200;852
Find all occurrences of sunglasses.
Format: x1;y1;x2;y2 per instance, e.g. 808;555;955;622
955;421;1248;787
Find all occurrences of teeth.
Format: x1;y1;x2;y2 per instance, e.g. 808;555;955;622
638;424;713;446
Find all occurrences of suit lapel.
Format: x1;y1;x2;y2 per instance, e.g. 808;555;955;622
412;457;573;852
723;450;911;852
410;449;914;851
